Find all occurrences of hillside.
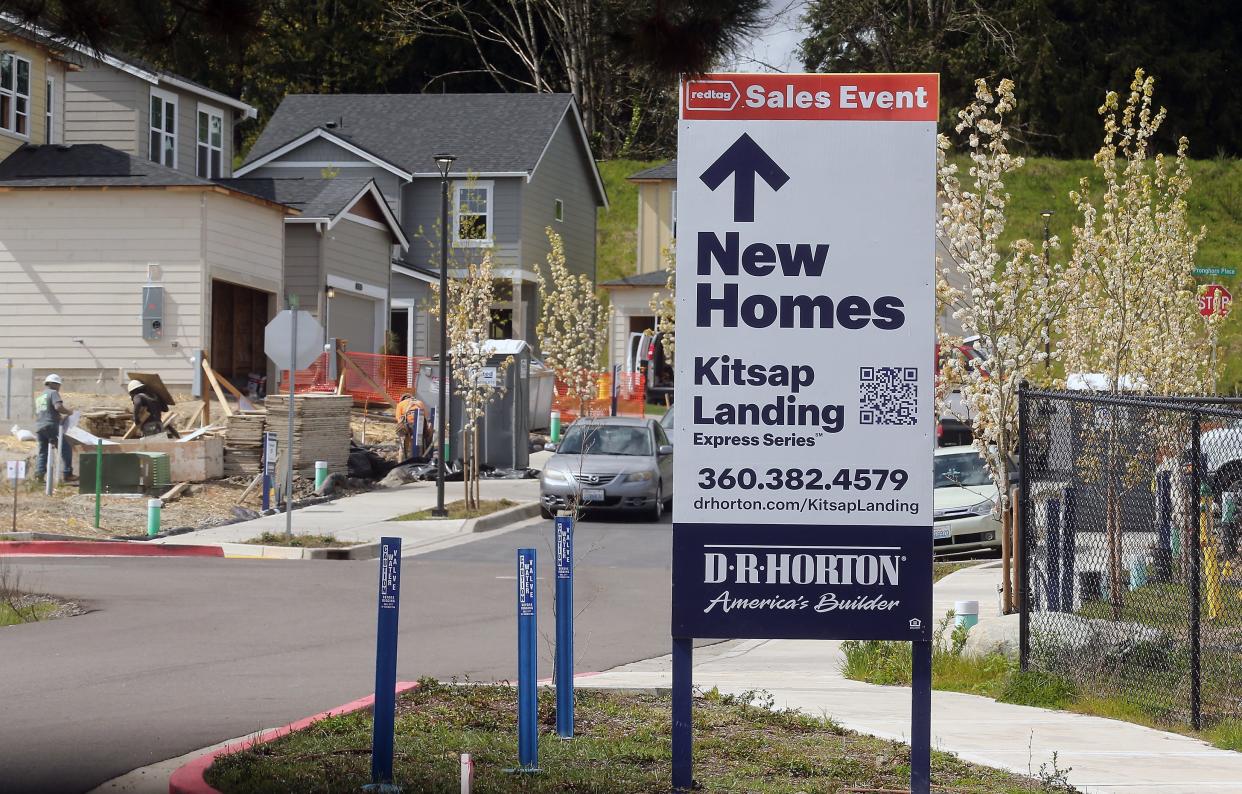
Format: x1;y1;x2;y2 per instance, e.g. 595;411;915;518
597;156;1242;391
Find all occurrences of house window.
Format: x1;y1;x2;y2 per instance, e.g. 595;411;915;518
554;198;564;222
0;54;32;137
149;88;178;168
45;77;54;143
453;181;493;246
197;104;224;178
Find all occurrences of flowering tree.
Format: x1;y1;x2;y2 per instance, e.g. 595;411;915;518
938;78;1071;515
537;227;611;418
648;244;676;367
435;251;512;510
1063;68;1213;395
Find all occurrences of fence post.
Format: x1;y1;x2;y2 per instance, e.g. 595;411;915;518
1190;410;1202;731
1018;385;1030;671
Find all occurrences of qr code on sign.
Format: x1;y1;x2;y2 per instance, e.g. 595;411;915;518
859;367;918;425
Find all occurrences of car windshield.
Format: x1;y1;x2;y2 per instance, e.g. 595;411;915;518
934;452;993;488
557;425;652;456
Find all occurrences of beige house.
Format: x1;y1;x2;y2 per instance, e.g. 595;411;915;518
2;13;255;178
0;144;289;390
602;160;676;402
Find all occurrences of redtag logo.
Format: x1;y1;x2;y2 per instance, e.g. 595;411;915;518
685;80;739;111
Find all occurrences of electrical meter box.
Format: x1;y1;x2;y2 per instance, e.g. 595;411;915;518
142;285;164;340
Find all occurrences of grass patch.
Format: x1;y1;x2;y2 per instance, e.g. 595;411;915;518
0;599;60;626
393;499;517;521
934;560;976;582
205;678;1058;793
596;159;661;286
242;532;353;548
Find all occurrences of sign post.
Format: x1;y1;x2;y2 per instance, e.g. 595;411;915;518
8;460;25;533
515;548;539;771
368;537;402;792
554;513;574;738
673;73;938;791
264;305;324;538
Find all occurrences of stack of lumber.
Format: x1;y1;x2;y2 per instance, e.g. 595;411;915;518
78;409;131;438
265;395;351;475
223;412;266;477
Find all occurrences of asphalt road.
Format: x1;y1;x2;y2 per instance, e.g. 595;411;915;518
0;512;677;794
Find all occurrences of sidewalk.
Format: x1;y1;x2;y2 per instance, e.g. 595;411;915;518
577;564;1242;793
154;476;542;555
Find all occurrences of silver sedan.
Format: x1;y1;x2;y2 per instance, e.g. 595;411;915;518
540;417;673;520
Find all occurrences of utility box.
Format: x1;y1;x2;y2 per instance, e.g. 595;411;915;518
78;451;170;495
142;285;164;340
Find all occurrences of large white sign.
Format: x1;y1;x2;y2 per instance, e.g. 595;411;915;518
672;73;938;640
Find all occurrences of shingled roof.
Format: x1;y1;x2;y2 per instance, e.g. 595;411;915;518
218;175;409;247
239;93;607;204
628;160;677;181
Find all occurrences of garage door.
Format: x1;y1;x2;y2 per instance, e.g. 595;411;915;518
330;292;378;354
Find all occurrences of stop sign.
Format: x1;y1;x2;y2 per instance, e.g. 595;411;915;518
265;310;325;370
1200;284;1233;318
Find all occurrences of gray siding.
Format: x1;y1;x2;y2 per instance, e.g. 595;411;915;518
402;177;521;271
63;61;140;153
324;218;392;290
521;113;598;281
280;137;366;162
242;162;404;216
139;85;236;178
284;223;323;320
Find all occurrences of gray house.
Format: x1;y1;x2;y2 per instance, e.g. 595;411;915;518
234;93;608;355
220;176;410;357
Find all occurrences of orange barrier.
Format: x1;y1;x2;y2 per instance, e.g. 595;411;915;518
279;352;428;408
553;371;646;424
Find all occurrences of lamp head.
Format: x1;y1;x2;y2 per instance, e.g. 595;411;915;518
433;153;456;179
326;285;336;299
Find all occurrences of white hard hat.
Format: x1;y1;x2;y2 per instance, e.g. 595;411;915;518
44;374;62;386
127;379;144;394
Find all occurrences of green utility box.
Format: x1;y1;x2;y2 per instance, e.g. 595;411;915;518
78;452;171;495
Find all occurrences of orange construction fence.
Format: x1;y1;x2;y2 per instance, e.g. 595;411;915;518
279;352;428;408
552;371;646;425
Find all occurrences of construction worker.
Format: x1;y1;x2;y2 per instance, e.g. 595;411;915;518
127;379;178;438
395;392;430;461
34;374;74;482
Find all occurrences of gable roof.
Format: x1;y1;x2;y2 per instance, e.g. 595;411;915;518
628;160;677;181
0;144;283;210
218;175;409;249
601;269;671;288
0;13;256;119
238;93;606;205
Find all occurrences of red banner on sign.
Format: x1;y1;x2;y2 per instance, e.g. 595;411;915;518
682;73;939;122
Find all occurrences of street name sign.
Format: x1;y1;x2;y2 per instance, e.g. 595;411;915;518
1193;266;1236;278
673;73;938;643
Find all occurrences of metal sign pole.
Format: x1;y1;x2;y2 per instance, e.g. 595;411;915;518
554;514;574;738
369;537;403;790
911;641;932;793
671;637;693;790
516;548;539;771
285;304;297;538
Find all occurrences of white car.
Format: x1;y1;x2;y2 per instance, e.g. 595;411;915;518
933;445;1002;554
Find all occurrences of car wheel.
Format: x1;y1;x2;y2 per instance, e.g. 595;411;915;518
540;504;554;520
647;481;664;522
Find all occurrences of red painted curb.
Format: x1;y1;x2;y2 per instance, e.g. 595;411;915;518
0;541;224;557
168;682;420;794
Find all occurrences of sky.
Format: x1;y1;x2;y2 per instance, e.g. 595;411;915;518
722;0;811;73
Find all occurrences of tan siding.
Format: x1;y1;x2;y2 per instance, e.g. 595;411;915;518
636;181;674;274
0;190;205;383
284;224;323;319
324;218;393;289
0;37;61;158
63;61;140;153
202;191;285;296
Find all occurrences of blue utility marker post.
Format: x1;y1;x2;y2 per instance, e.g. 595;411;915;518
261;432;276;511
554;514;574;738
369;537;403;791
517;548;539;770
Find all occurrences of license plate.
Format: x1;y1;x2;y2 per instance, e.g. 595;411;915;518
933;526;952;540
582;488;605;502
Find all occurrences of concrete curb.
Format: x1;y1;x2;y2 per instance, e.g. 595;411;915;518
467;501;542;533
217;541;381;560
168;681;420;794
0;540;224;558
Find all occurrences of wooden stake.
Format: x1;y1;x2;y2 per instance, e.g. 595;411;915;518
337;351;398;407
160;481;190;503
1011;485;1022;614
201;355;234;418
181;404;205;432
236;472;263;505
1001;498;1013;614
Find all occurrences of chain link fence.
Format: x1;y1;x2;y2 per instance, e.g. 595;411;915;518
1019;389;1242;730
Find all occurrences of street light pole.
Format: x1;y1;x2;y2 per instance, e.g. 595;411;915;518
1041;210;1054;375
433;153;456;518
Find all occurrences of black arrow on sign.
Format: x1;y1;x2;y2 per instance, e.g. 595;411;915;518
699;133;790;223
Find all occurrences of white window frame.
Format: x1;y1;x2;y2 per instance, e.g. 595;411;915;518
45;76;55;144
554;198;564;222
196;102;224;178
452;180;494;247
149;87;178;168
0;53;32;138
